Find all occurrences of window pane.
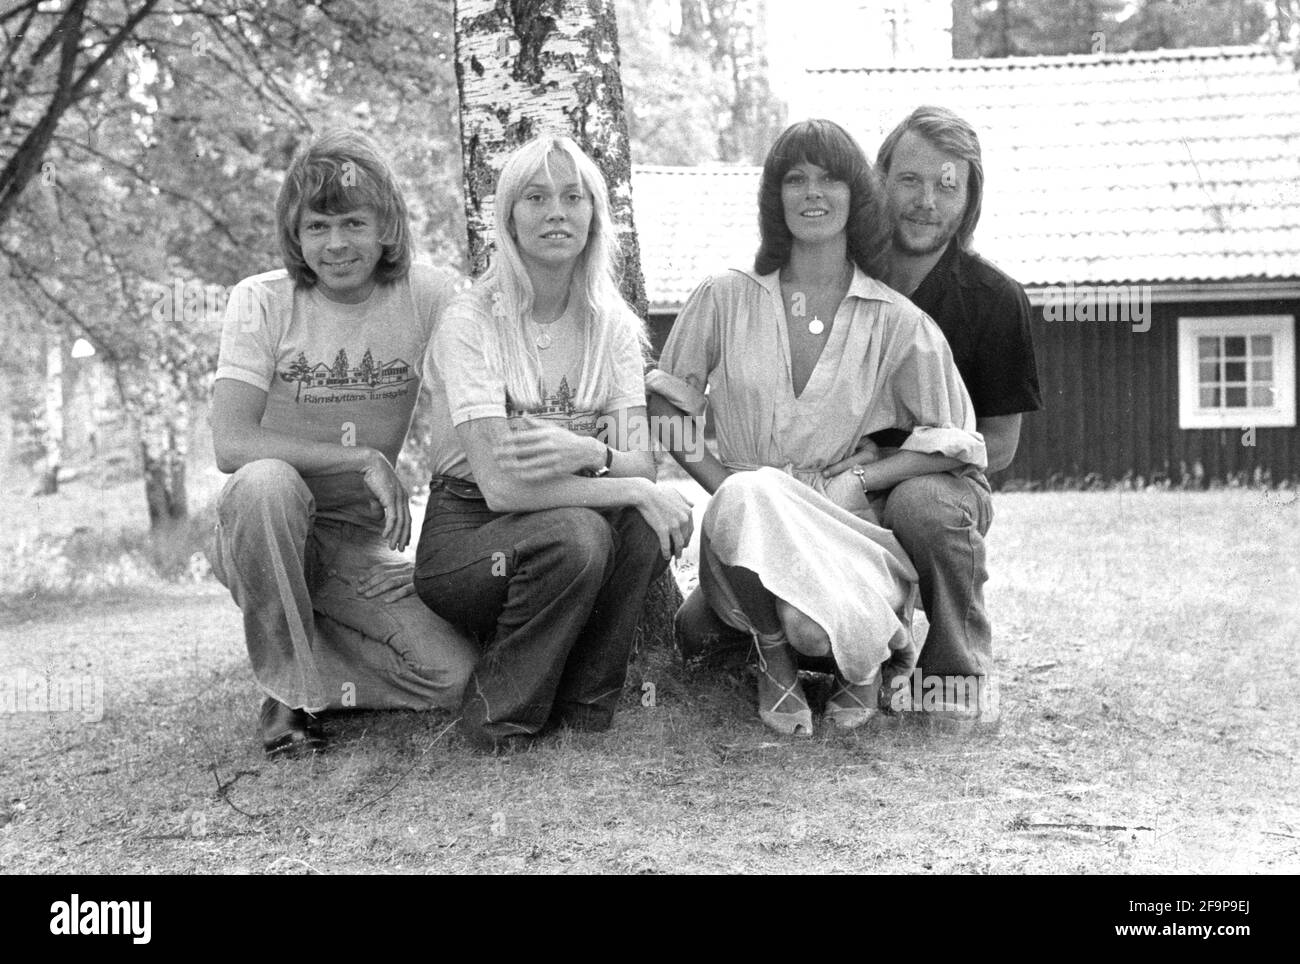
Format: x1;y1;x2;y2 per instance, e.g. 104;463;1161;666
1252;360;1273;381
1225;386;1247;407
1224;336;1247;356
1199;387;1219;407
1224;361;1246;382
1198;337;1218;359
1251;386;1274;407
1199;360;1220;382
1250;335;1273;356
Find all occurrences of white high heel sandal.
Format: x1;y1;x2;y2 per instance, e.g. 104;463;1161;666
825;668;880;730
754;634;813;737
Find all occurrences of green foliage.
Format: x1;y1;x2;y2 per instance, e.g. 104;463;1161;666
3;0;466;345
1121;0;1272;49
0;516;211;612
6;384;45;469
0;0;468;523
616;0;785;165
965;0;1276;57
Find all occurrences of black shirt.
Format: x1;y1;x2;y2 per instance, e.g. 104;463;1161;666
872;241;1042;448
913;240;1042;418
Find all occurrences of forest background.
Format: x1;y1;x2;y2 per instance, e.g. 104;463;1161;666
2;0;1294;536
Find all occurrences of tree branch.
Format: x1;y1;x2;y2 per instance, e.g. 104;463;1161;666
0;2;43;28
0;3;40;104
52;133;248;249
66;0;160;102
0;0;87;226
1;247;122;363
0;0;162;229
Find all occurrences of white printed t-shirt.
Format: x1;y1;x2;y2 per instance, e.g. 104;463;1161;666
215;261;464;529
424;286;647;481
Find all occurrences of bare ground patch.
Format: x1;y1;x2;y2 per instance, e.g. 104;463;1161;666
1;488;1297;873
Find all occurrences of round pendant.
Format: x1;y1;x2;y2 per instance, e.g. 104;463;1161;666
808;316;825;335
535;328;553;350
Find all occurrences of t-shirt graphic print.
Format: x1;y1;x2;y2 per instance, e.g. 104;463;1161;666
505;375;600;438
215;263;462;529
278;347;417;406
425;287;647;481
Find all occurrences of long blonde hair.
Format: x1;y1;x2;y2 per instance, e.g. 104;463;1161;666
479;134;648;412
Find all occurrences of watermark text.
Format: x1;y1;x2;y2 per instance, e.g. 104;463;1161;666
1042;282;1151;333
1;670;103;723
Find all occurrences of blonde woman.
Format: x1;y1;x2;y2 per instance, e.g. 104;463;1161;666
415;135;693;753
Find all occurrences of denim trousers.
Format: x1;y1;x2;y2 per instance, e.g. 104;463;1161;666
881;470;994;678
413;477;667;745
208;459;477;713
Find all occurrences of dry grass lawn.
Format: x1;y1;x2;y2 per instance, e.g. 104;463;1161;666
1;471;1297;874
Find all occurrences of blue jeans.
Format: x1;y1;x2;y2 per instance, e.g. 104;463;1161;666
413;477;667;746
881;470;994;678
208;459;477;713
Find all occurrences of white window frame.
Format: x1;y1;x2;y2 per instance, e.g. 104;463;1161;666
1178;315;1296;429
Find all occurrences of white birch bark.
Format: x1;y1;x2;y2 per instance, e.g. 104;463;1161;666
454;0;647;315
36;337;64;495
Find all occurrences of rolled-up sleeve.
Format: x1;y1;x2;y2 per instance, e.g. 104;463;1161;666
647;275;721;416
877;313;988;470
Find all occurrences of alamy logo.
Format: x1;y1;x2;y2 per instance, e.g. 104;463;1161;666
1042;282;1152;332
49;894;151;944
888;671;998;718
1;670;103;722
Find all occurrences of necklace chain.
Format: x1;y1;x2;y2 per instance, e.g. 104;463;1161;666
532;308;566;351
783;262;853;336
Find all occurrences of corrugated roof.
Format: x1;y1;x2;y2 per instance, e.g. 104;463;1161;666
632;165;762;311
632;46;1300;307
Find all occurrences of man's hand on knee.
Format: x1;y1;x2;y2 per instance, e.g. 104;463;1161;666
356;560;417;602
360;451;411;552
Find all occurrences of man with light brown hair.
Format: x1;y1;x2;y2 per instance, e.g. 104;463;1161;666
851;105;1042;715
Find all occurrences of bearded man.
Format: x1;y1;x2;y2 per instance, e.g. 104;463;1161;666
852;105;1042;716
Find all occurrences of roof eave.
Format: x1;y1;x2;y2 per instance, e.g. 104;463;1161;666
648;279;1300;315
1024;280;1300;306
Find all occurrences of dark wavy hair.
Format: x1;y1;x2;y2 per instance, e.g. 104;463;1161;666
875;105;984;251
276;128;412;287
754;119;890;278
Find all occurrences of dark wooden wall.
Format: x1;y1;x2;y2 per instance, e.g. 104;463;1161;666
1013;297;1300;486
648;296;1300;486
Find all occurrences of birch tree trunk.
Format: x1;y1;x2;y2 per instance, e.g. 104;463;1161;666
453;0;677;653
454;0;647;316
35;336;64;496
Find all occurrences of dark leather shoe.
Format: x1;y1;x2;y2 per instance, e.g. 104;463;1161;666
259;697;327;756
